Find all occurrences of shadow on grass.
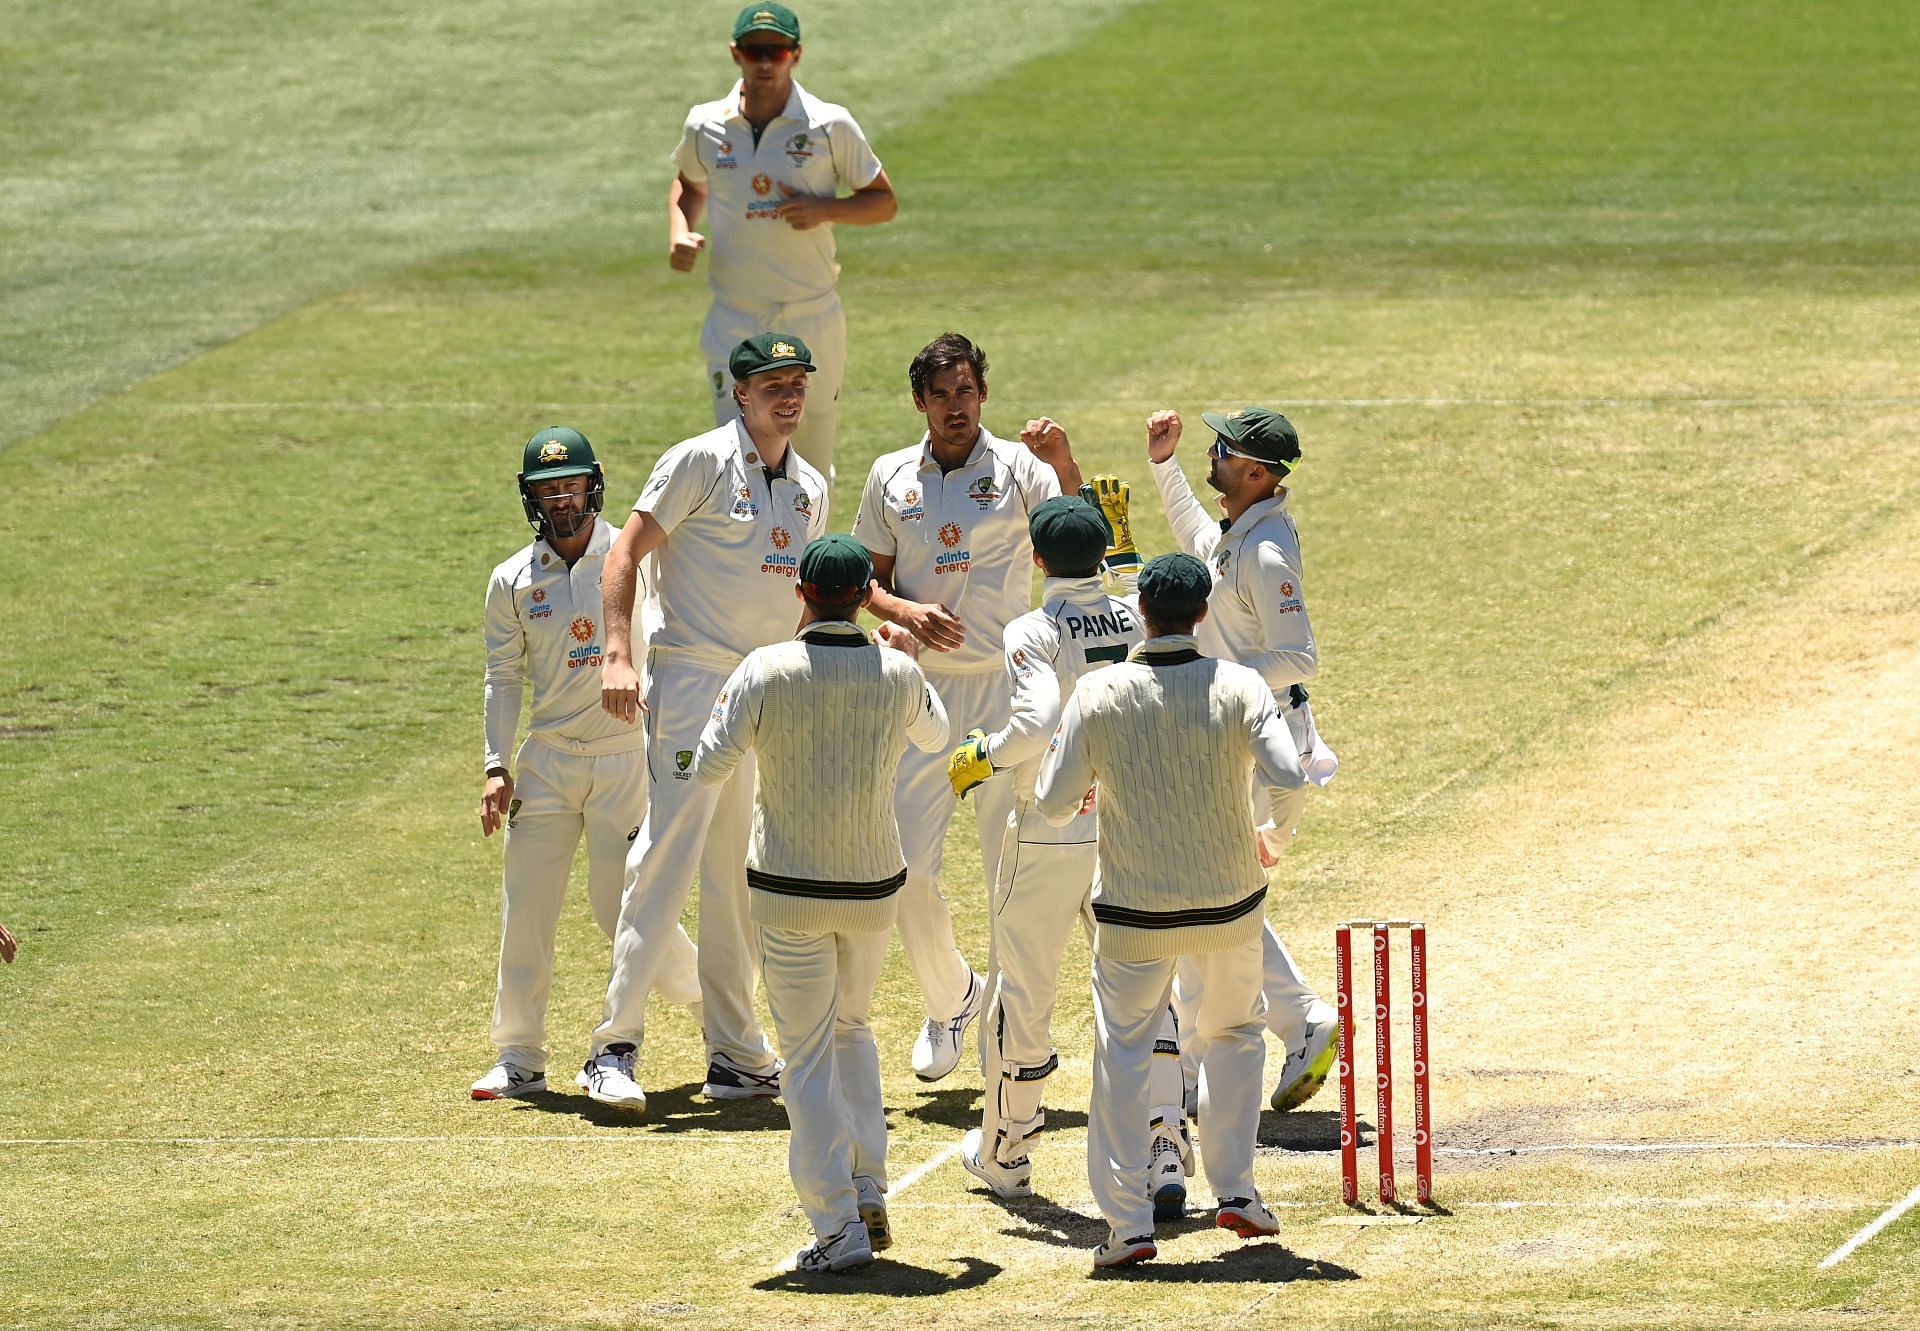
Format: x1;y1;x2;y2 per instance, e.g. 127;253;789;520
1091;1242;1359;1283
753;1254;1003;1296
503;1083;790;1132
1257;1107;1347;1151
901;1086;1087;1133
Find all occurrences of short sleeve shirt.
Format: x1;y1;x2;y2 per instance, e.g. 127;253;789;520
852;428;1060;672
633;420;830;663
671;80;883;307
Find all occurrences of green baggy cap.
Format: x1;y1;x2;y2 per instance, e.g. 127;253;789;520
1201;406;1301;470
730;331;816;381
733;3;800;42
798;533;872;597
1029;495;1110;572
1137;552;1212;619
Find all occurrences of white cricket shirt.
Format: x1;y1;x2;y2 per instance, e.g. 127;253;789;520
671;80;883;308
633;419;830;666
852;428;1061;673
988;575;1145;841
1151;458;1318;695
483;517;646;771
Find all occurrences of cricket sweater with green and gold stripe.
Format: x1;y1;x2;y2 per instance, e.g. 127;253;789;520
1033;635;1308;961
691;620;951;932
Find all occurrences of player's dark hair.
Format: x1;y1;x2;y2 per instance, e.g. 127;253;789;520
909;332;988;399
1140;609;1201;637
1037;553;1103;580
801;585;866;619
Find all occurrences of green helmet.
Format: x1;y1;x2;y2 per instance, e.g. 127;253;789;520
517;426;606;542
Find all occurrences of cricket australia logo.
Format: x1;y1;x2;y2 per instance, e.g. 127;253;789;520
969;477;1000;509
1215;550;1233;577
674;750;694;780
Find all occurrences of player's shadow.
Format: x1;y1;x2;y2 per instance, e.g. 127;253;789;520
1257;1108;1346;1152
960;1185;1106;1249
753;1254;1002;1296
1093;1242;1359;1284
501;1083;789;1132
902;1087;1087;1133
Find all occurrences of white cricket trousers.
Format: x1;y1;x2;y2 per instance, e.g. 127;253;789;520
491;738;700;1074
893;667;1013;1021
703;291;846;480
756;922;890;1242
980;813;1184;1168
593;654;776;1072
1090;934;1265;1239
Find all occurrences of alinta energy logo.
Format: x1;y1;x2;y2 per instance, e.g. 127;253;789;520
752;173;773;196
569;616;596;643
939;522;963;548
770;527;792;550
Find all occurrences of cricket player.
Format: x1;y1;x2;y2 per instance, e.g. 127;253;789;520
472;427;701;1101
667;2;898;479
1035;553;1308;1268
948;496;1192;1220
693;534;950;1274
1145;407;1342;1113
584;334;830;1111
853;331;1082;1083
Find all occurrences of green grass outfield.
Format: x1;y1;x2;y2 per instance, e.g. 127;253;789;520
2;1;1918;1327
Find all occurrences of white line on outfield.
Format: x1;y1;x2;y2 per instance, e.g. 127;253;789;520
885;1142;962;1202
1817;1181;1920;1270
145;397;1920;412
5;1135;1915;1154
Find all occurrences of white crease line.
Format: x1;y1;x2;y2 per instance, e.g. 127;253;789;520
1436;1140;1920;1157
1818;1181;1920;1270
885;1142;962;1202
142;397;1920;412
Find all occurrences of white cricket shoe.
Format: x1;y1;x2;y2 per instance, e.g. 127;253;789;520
1215;1195;1281;1239
854;1174;892;1252
959;1126;1033;1199
912;971;984;1082
1093;1231;1156;1269
470;1062;545;1101
1150;1133;1187;1222
703;1051;784;1100
575;1042;646;1110
792;1218;873;1274
1270;998;1340;1112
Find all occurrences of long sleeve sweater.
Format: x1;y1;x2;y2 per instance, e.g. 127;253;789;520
692;619;950;931
1033;635;1307;961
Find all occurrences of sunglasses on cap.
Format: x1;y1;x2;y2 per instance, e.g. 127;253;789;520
736;42;798;62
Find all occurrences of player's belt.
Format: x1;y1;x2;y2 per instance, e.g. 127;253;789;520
746;866;908;900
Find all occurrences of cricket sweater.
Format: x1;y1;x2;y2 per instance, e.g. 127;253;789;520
1033;635;1307;961
692;620;950;931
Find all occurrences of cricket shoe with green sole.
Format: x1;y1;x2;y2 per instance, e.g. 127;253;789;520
1269;998;1339;1112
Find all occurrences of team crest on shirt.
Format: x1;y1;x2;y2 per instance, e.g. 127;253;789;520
792;492;812;518
785;132;813;162
938;522;962;548
1215;549;1233;577
968;477;1000;509
770;527;792;549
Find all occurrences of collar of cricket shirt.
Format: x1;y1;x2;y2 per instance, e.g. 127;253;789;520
1224;490;1289;536
1040;573;1108;600
797;620;870;646
733;417;791;482
1132;633;1202;663
726;80;808;128
917;427;993;476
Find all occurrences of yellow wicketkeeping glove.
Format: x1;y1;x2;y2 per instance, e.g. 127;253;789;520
1093;474;1139;569
947;728;994;799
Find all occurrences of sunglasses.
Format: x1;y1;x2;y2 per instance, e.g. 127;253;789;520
736;42;798;63
1208;435;1261;462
